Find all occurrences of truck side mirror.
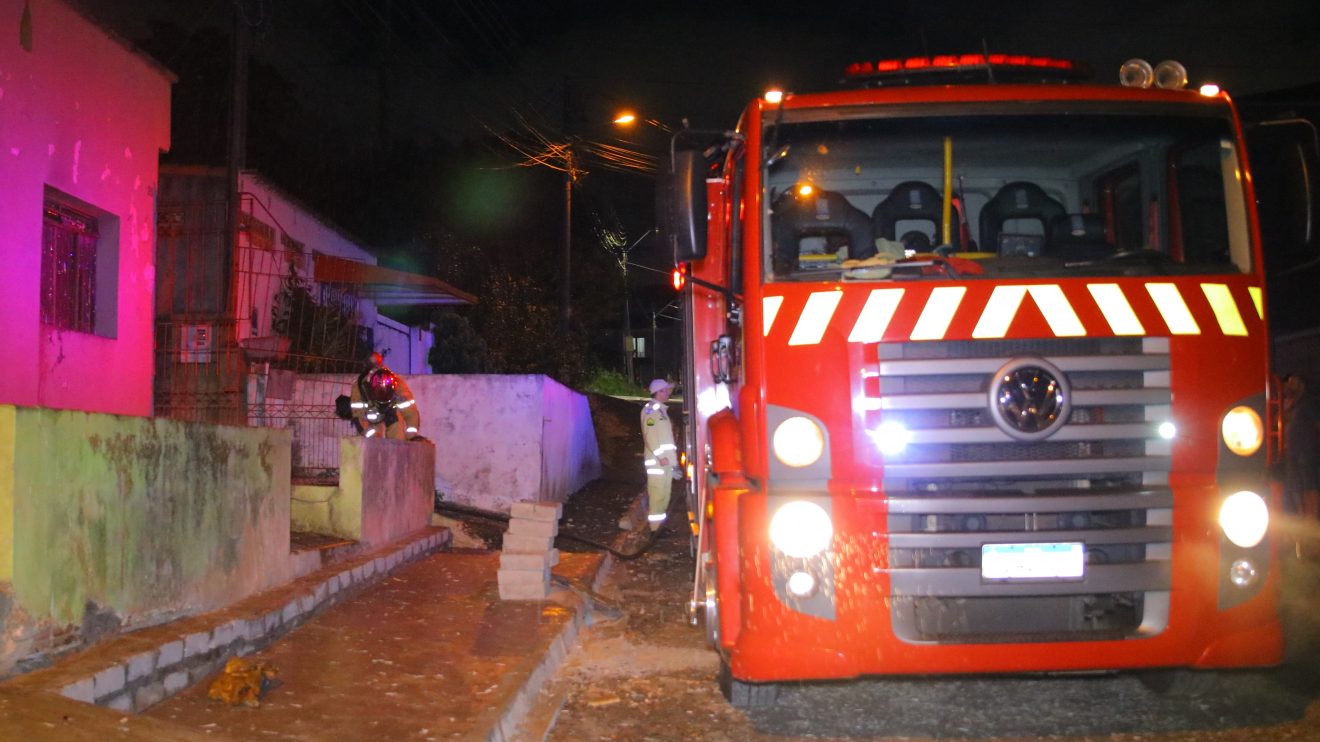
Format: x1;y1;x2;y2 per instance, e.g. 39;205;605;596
657;144;710;262
1247;118;1319;271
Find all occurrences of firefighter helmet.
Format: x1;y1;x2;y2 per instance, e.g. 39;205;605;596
367;369;397;403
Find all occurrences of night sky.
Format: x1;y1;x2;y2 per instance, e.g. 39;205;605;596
69;0;1320;358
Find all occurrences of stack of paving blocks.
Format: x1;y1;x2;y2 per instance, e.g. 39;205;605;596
498;501;562;600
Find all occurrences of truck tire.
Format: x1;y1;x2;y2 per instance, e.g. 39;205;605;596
718;658;779;708
1138;669;1219;698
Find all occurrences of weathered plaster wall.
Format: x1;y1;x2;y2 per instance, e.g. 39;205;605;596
357;437;436;547
0;406;291;675
540;379;603;501
0;0;172;416
407;374;601;512
287;374;601;513
290;437;434;548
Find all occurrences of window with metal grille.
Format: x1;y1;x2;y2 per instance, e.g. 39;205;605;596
41;199;100;333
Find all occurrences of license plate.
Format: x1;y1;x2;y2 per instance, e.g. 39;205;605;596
981;542;1085;580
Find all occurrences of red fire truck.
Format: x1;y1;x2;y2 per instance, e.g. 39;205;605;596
658;55;1284;706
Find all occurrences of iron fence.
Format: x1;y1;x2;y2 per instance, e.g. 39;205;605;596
154;182;371;481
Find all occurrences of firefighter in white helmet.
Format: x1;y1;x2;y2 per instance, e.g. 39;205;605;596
632;378;679;531
349;353;421;440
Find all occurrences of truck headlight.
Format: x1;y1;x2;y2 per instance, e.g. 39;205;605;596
772;416;825;468
871;420;911;455
1221;406;1262;457
1219;490;1268;548
769;500;832;558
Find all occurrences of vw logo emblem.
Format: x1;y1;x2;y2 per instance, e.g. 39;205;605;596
988;358;1070;441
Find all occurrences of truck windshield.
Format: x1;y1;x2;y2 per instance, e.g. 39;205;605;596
764;110;1252;282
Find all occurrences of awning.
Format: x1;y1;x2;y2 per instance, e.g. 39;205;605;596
313;254;477;306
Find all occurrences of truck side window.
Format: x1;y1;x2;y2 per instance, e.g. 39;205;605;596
1173;142;1232;266
1099;163;1144;252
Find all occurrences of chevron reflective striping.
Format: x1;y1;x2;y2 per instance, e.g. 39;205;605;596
1146;283;1200;335
788;291;843;346
1028;285;1085;337
848;288;905;343
763;295;784;337
1088;283;1145;335
1202;283;1248;336
1248;286;1264;320
972;285;1027;339
910;287;966;341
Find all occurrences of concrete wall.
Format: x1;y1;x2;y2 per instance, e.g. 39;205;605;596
0;0;173;416
291;437;435;547
288;374;601;513
0;406;292;676
409;375;602;512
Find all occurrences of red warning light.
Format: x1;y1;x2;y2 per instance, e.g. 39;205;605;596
672;266;686;291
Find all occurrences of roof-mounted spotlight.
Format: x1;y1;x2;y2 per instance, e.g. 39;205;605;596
764;89;785;104
1153;60;1188;89
1199;83;1222;97
1119;58;1154;88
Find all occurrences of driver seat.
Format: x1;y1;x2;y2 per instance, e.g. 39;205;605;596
771;188;875;273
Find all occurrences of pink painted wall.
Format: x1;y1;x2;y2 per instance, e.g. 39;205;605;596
0;0;172;416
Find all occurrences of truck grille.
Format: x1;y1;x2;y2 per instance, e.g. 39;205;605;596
863;337;1173;644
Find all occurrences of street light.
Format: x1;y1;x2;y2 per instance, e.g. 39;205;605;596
612;110;673;134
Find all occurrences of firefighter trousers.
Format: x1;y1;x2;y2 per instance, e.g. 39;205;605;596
647;471;672;531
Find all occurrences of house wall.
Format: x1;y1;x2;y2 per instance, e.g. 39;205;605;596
0;405;292;676
375;313;435;374
235;172;381;342
0;0;172;417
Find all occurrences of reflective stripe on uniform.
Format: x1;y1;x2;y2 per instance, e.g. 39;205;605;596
647;468;666;475
647;513;667;523
405;427;418;434
396;399;415;409
351;402;370;409
365;429;376;438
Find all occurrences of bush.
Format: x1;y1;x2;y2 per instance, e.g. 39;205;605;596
583;368;647;397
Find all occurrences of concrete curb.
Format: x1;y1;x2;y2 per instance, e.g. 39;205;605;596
488;552;616;742
2;527;451;715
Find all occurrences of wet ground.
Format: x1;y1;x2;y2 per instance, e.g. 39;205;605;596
143;550;594;741
535;512;1320;742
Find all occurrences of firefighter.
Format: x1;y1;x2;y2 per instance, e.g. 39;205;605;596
625;378;679;532
349;353;421;440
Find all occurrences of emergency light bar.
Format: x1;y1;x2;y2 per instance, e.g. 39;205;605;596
843;54;1090;87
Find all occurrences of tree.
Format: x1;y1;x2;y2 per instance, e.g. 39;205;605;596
428;310;486;373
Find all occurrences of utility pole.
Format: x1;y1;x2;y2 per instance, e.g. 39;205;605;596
561;146;572;333
558;77;578;333
225;0;251;300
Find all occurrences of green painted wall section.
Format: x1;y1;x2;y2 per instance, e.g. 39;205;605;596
0;407;15;582
8;407;291;626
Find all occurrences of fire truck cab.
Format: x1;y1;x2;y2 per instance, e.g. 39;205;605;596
659;55;1284;707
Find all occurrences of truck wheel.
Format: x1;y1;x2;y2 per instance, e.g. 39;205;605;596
718;658;779;708
1138;669;1219;698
